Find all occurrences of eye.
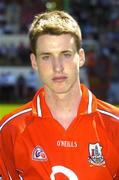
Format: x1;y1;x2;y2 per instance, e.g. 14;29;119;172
63;52;72;58
41;55;50;61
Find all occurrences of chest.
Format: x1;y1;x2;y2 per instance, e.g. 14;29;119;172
14;115;119;179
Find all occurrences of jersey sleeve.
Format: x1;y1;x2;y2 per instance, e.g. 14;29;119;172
114;167;119;180
0;125;20;179
0;103;32;179
104;116;119;154
97;101;119;154
0;152;9;180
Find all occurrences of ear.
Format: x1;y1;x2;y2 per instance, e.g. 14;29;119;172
30;53;38;71
79;48;85;67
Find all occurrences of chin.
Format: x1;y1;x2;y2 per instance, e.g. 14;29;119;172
45;81;73;94
52;86;72;94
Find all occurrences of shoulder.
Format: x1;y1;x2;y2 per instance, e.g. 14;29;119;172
0;101;33;135
96;99;119;152
96;99;119;122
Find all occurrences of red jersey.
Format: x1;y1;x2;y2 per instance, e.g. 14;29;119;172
0;84;119;180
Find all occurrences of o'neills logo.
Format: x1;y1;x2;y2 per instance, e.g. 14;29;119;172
57;140;78;148
88;143;105;166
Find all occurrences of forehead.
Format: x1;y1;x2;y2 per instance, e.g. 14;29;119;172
36;34;76;53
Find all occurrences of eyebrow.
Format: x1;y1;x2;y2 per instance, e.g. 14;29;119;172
38;50;74;56
61;50;73;53
37;52;51;57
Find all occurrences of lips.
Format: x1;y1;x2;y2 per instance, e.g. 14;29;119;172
52;76;67;82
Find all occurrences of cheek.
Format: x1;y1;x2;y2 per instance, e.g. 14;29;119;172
37;63;52;80
66;61;79;73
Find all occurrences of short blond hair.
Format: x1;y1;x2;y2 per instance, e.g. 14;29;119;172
29;10;82;54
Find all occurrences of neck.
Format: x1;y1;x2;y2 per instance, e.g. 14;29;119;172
44;83;82;129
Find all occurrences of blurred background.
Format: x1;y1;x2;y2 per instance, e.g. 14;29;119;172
0;0;119;105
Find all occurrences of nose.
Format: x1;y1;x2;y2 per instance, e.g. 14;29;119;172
52;57;64;73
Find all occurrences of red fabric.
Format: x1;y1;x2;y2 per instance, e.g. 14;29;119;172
0;85;119;179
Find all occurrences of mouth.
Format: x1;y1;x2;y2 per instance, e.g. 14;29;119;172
52;76;67;82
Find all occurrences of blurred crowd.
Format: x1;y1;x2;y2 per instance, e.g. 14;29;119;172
0;0;119;104
0;70;38;103
0;42;30;66
0;0;46;34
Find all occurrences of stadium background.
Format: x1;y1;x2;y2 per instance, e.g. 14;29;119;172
0;0;119;118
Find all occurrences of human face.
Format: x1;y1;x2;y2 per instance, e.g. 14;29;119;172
31;34;85;94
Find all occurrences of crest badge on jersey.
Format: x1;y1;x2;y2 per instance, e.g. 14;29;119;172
32;146;48;161
88;143;105;166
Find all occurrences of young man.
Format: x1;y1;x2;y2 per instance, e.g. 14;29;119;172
0;10;119;180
